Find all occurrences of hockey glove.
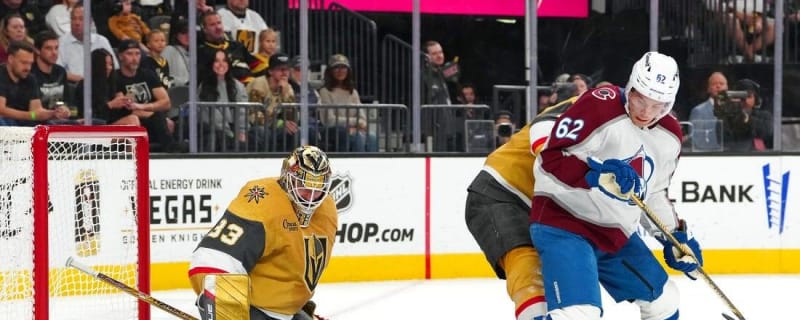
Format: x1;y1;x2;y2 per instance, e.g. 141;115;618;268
657;221;703;280
585;158;641;201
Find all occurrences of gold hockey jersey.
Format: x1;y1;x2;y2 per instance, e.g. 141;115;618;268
482;96;577;207
189;177;338;316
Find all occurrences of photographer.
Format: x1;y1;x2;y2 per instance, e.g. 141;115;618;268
714;78;773;151
495;110;515;147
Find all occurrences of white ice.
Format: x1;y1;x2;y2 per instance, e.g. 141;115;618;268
150;274;797;319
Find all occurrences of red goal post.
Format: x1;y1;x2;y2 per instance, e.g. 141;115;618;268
0;125;150;320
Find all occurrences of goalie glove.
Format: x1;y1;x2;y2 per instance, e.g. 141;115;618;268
585;157;641;201
657;220;704;280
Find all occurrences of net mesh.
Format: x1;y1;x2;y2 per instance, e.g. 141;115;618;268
0;127;143;320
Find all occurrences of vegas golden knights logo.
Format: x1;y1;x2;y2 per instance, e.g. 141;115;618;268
235;29;257;53
74;169;100;257
303;235;328;291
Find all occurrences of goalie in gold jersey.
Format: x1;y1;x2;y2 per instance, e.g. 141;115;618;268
465;95;578;320
189;145;337;320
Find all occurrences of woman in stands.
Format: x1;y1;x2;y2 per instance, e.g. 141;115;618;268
75;49;140;126
198;49;249;152
0;14;32;64
319;53;377;152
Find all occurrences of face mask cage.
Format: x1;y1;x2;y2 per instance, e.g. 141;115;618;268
284;169;331;227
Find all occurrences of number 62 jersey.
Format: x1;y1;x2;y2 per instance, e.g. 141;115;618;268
188;177;338;316
530;86;683;253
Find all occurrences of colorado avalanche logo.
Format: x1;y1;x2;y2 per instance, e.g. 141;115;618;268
624;146;654;202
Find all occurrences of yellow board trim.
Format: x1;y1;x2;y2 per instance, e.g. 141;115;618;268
144;249;800;290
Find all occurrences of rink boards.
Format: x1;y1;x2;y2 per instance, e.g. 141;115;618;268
145;155;800;290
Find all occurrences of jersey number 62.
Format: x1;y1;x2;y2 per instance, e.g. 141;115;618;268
554;117;584;140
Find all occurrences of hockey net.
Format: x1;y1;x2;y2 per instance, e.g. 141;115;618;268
0;126;150;320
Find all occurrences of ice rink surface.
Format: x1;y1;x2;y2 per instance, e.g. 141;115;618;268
151;274;797;319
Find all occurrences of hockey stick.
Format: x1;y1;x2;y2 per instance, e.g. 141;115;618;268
66;257;199;320
630;195;746;320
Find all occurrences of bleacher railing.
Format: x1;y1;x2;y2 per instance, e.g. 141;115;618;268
176;102;267;153
178;102;406;153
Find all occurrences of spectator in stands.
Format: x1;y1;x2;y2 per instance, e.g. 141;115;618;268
457;82;486;116
247;53;318;151
141;29;174;89
0;13;31;63
199;11;253;83
198;49;248;151
162;18;189;86
422;40;451;104
108;0;151;52
31;31;69;113
0;0;46;36
115;39;182;152
570;73;592;96
689;71;728;151
170;0;214;31
0;40;69;126
57;4;118;82
250;28;278;78
45;0;87;37
722;0;775;62
537;91;551;113
217;0;268;54
75;48;139;125
289;54;319;104
715;78;773;151
136;0;172;25
320;53;376;152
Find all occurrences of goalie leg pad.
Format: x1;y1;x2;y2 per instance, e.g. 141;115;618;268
198;274;251;320
634;280;679;320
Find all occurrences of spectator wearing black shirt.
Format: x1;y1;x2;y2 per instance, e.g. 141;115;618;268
31;31;68;111
75;48;138;125
115;39;181;152
0;40;69;126
198;11;254;84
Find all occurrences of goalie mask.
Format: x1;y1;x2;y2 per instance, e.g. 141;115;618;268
280;146;332;227
624;51;680;126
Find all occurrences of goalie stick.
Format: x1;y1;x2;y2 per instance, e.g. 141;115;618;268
630;195;746;320
66;257;199;320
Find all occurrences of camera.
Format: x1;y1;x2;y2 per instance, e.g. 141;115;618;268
717;90;749;102
497;123;513;138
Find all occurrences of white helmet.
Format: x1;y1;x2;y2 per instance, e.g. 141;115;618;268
624;51;680;124
280;145;332;227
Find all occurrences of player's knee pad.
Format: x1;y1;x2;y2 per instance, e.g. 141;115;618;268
546;304;601;320
635;280;680;320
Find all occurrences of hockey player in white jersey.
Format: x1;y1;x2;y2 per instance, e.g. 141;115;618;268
529;52;703;320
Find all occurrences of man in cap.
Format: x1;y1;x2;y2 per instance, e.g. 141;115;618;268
115;39;182;152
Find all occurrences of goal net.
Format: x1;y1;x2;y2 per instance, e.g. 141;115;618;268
0;126;150;320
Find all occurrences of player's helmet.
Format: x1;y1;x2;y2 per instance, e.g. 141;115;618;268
624;51;680;124
280;145;332;227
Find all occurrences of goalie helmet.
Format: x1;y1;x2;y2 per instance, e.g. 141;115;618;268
280;145;332;227
624;51;680;124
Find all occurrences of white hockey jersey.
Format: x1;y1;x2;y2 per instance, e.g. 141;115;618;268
531;86;683;253
218;7;269;54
